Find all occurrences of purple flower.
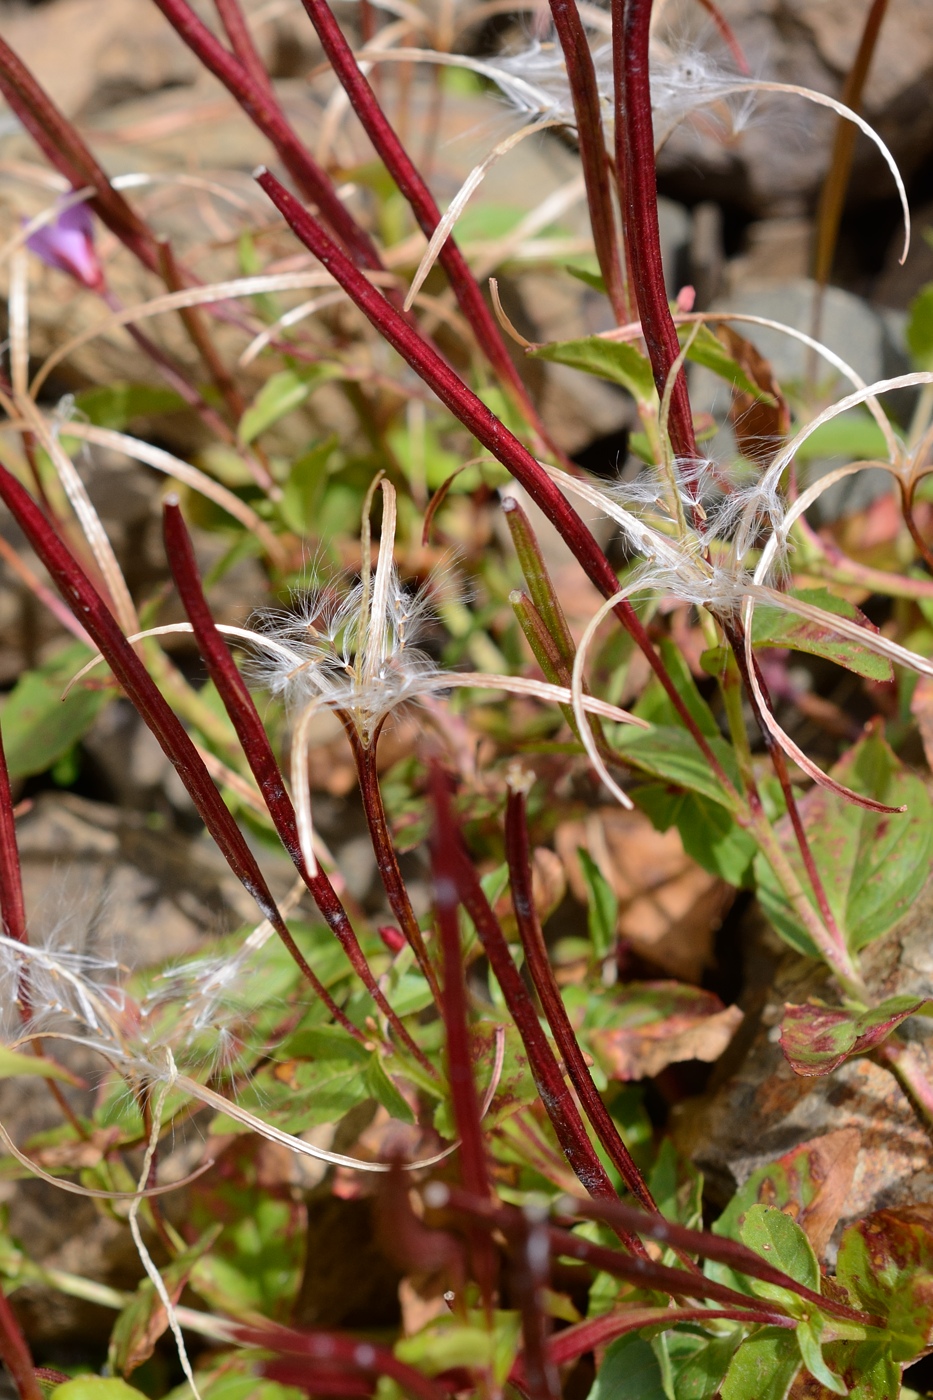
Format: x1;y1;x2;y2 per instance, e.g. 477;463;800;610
26;201;104;291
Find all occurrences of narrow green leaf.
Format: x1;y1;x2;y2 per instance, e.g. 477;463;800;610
72;383;185;430
238;366;339;444
0;1046;79;1085
797;1316;847;1395
634;784;757;886
792;413;891;463
577;847;618;958
529;336;656;403
365;1050;415;1124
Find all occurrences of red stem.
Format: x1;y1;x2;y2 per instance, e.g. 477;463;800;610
0;1286;41;1400
430;769;497;1302
0;35;160;274
213;0;274;95
149;0;385;272
237;1323;447;1400
161;500;434;1070
0;726;27;950
0;462;343;1017
255;168;733;793
547;0;629;322
352;731;441;1004
299;0;546;431
612;0;698;464
505;787;659;1213
432;780;649;1256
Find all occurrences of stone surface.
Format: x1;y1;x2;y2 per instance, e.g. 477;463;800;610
672;876;933;1237
657;0;933;219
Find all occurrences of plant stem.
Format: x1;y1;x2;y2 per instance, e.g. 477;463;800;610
0;1284;41;1400
505;784;664;1216
433;777;649;1255
161;501;436;1071
611;0;697;465
547;0;630;323
298;0;552;441
256;169;735;795
875;1034;933;1137
149;0;385;272
352;730;442;1005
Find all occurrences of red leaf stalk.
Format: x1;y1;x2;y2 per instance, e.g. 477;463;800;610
256;168;733;792
161;500;434;1069
505;785;659;1212
238;1323;448;1400
612;0;698;464
547;0;630;323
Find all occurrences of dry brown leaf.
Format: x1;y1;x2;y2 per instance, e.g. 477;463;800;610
588;984;743;1081
555;808;733;981
716;323;789;462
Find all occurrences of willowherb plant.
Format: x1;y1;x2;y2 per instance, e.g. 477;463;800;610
1;1;933;1398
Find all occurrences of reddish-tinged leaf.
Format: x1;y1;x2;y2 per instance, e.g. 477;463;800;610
235;1323;447;1400
754;727;933;957
716;1131;861;1262
780;995;933;1077
588;982;743;1081
753;588;893;683
836;1205;933;1360
109;1230;220;1376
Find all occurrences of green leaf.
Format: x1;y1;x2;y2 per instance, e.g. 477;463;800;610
1;642;110;780
682;324;776;404
793;413;891;464
614;724;741;808
668;1330;743;1400
396;1310;521;1384
780;995;933;1076
186;1138;306;1321
365;1051;415;1124
109;1229;220;1375
836;1206;933;1360
238;365;340;444
0;1046;80;1084
751;588;892;682
906;283;933;370
578;847;618;958
812;1340;899;1400
278;435;338;534
529;336;657;403
797;1316;847;1395
740;1204;820;1294
634;784;757;886
71;383;185;430
720;1328;801;1400
588;1333;667;1400
754;728;933;957
52;1382;149;1400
